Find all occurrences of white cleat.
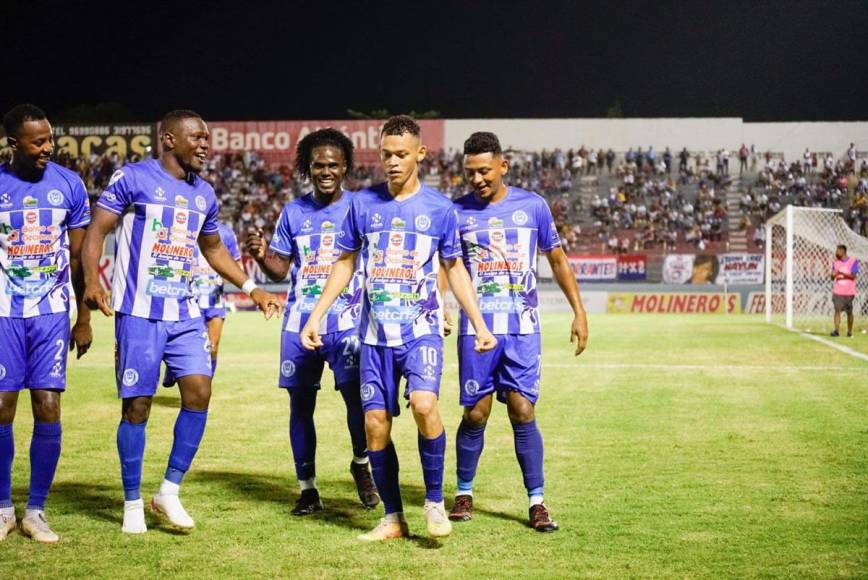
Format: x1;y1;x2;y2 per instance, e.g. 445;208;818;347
151;493;195;529
122;499;147;534
20;511;59;544
423;501;452;538
0;511;16;541
357;517;409;542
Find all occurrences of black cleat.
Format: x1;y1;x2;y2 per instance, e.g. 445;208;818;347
291;489;323;516
350;461;380;509
449;494;473;521
529;503;559;533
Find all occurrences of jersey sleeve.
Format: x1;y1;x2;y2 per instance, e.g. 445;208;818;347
853;261;860;275
337;199;363;252
223;227;242;261
438;207;462;259
96;168;134;215
200;193;220;235
68;175;91;229
269;207;294;257
536;197;561;252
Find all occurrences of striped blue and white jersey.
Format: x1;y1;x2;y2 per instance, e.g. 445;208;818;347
96;159;219;321
339;183;461;347
192;222;241;310
0;162;91;318
453;187;560;335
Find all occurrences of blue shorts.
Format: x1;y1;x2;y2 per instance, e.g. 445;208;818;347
115;313;212;398
202;307;226;321
360;335;443;417
0;312;70;391
279;329;360;390
458;333;541;407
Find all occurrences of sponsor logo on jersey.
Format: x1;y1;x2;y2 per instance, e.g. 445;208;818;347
321;221;335;232
512;210;528;225
487;217;504;228
47;189;64;206
154;187;166;200
0;193;12;208
25;211;38;224
175;212;188;225
195;195;207;211
391;217;406;231
175;195;188;209
415;214;431;232
390;233;404;247
280;360;296;378
301;219;313;233
145;279;190;298
371;213;383;228
122;368;139;386
101;191;117;203
322;234;334;247
23;195;38;208
491;231;505;244
108;170;125;186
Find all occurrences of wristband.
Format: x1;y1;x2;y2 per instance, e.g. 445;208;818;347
241;279;258;295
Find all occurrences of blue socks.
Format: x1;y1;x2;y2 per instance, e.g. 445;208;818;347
117;420;147;501
27;421;62;511
289;390;317;482
338;382;368;459
164;408;208;484
0;423;14;509
512;420;544;497
418;430;446;503
456;419;486;493
369;442;402;514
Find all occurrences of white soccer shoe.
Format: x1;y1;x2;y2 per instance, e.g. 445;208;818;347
122;499;147;534
423;501;452;538
357;518;409;542
0;511;16;541
151;493;195;529
20;510;59;544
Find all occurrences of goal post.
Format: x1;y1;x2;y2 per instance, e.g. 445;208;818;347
765;205;868;333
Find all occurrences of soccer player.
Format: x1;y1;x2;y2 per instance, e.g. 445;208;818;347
831;244;858;337
245;128;379;515
447;132;589;532
0;104;92;543
300;116;497;541
163;221;242;386
81;110;282;534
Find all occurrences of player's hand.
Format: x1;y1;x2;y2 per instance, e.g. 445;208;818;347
300;321;323;350
571;311;589;356
473;327;497;352
250;287;282;320
245;227;267;261
69;320;93;359
83;283;112;317
443;309;454;337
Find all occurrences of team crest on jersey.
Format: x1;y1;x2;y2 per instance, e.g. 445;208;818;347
23;195;38;208
108;170;125;187
281;360;296;378
487;216;504;228
391;217;406;231
360;383;375;401
154;187;167;200
415;214;431;232
122;369;139;386
301;219;313;233
195;195;207;211
464;379;479;396
47;189;64;206
511;210;528;225
0;364;6;380
175;195;188;209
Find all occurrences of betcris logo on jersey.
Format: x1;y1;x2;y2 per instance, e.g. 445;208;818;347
146;279;190;298
477;296;522;313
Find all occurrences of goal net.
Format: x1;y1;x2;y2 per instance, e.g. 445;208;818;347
765;206;868;334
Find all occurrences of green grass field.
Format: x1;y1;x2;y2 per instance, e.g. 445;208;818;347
2;313;867;578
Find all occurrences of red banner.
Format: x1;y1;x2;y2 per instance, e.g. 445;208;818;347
207;120;445;166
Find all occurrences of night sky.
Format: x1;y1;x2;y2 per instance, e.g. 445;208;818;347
3;0;867;122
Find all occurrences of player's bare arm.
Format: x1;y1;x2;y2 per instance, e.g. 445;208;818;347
299;249;357;349
68;227;92;358
198;231;282;319
441;257;496;352
547;246;588;356
82;206;120;317
245;226;292;282
437;268;454;336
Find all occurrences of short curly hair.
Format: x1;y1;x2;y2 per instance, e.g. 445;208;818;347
463;132;502;156
381;115;420;138
295;128;354;180
3;104;47;138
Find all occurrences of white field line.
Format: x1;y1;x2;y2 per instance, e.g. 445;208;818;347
793;331;868;363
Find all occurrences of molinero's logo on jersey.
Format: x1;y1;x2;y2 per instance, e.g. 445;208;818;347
415;214;431;232
195;195;206;211
47;189;64;206
280;360;296;378
512;210;528;225
464;379;479;396
360;383;376;401
122;368;139;386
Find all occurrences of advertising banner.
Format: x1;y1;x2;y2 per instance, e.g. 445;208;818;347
567;255;618;282
663;253;763;285
607;292;741;314
1;124;155;160
616;254;647;281
717;254;764;285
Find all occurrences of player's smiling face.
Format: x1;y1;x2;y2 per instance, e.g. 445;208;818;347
380;133;426;189
310;145;346;197
463;152;508;201
168;117;210;174
10;119;54;173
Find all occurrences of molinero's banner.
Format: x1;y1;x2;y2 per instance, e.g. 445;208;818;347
207;120;446;165
607;292;741;314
